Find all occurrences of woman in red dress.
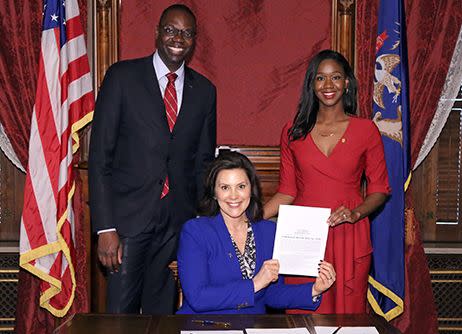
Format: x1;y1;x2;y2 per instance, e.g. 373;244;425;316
264;50;390;314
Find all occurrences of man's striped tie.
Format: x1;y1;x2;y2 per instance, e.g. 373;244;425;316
160;72;178;199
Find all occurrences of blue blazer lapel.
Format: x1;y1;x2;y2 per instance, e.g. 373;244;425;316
251;222;264;275
215;214;246;278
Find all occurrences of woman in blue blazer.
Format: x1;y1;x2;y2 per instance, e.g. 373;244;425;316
177;152;336;314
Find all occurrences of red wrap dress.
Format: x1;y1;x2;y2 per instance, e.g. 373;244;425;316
278;116;390;314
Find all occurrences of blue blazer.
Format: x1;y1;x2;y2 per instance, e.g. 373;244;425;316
177;214;321;314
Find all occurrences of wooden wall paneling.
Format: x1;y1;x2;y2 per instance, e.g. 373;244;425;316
77;167;103;313
412;113;462;243
435;112;461;223
411;142;438;242
432;109;462;242
234;146;281;203
0;151;24;242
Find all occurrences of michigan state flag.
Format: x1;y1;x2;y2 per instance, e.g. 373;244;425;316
368;0;410;321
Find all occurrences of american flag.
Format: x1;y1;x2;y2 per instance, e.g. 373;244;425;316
19;0;93;317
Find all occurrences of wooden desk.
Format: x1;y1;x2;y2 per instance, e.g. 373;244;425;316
54;313;401;334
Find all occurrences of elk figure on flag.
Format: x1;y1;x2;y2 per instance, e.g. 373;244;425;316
368;0;409;322
19;0;93;317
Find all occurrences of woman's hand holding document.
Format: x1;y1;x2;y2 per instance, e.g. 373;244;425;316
272;205;330;276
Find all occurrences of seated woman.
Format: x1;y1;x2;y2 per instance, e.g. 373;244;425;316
177;151;336;314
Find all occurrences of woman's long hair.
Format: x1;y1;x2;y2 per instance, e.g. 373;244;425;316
198;151;263;222
288;49;358;142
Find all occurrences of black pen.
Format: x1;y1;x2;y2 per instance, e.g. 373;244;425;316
332;326;342;334
192;319;231;327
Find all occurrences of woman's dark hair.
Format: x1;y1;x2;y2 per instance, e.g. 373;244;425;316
198;151;263;222
288;49;358;142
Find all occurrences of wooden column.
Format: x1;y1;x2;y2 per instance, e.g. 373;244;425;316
94;0;119;90
87;0;119;313
332;0;355;66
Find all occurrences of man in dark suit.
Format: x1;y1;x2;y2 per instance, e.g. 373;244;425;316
88;4;216;314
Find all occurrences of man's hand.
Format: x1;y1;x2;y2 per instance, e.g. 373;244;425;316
97;231;123;272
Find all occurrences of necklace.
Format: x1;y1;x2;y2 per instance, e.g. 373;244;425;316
318;128;337;137
315;122;338;137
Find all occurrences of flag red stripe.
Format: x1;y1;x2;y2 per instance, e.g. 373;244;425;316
69;91;94;124
35;56;61;200
48;249;63;280
21;170;48;249
66;16;84;41
49;264;72;309
60;55;91;104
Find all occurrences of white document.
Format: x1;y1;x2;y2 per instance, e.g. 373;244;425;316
245;328;309;334
314;327;379;334
272;205;330;276
181;331;243;334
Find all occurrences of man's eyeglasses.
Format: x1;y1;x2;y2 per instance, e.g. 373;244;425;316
161;25;195;40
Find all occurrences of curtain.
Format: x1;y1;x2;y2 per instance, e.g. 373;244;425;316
0;1;90;333
414;26;462;169
356;0;462;333
406;0;462;165
356;0;378;119
0;1;41;167
0;122;24;171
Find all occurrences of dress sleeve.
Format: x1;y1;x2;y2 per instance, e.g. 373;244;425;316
177;221;255;313
277;123;297;197
365;121;391;195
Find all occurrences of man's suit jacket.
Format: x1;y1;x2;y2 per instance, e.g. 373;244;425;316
89;55;216;237
176;214;321;314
